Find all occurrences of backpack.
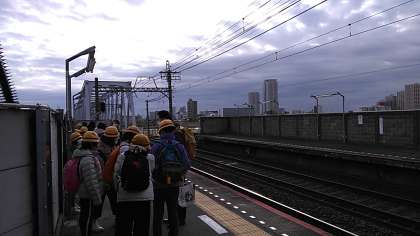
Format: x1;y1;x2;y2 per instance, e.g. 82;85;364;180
155;141;186;185
63;158;81;193
175;127;196;160
103;146;121;184
120;150;150;192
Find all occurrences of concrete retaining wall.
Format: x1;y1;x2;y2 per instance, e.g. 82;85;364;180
198;136;420;201
201;110;420;147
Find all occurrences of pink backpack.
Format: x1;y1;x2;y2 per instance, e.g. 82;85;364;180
64;158;81;193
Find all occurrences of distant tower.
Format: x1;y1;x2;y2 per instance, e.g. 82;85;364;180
263;79;279;114
187;98;198;120
248;92;260;114
404;83;420;109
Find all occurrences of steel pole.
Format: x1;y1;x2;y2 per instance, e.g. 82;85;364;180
65;62;71;120
146;100;150;137
94;77;99;121
167;70;173;118
126;93;130;127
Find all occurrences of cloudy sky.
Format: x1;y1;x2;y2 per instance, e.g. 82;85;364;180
1;0;420;114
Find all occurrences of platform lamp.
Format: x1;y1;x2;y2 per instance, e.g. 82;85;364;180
65;46;96;122
65;46;96;160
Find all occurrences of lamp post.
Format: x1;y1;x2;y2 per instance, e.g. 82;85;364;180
335;91;345;113
310;95;320;113
243;103;253;136
65;46;96;121
310;91;346;142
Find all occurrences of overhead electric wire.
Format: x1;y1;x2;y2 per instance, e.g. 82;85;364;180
177;0;328;72
175;0;417;91
175;11;420;93
172;0;269;69
174;0;302;71
275;62;420;88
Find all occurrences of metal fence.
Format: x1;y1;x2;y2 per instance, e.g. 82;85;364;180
0;104;65;236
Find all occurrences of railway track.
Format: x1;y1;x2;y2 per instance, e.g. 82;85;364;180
194;149;420;235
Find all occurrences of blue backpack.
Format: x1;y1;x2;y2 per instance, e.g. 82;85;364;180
154;141;185;185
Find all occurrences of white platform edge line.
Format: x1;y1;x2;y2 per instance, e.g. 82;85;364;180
198;215;228;234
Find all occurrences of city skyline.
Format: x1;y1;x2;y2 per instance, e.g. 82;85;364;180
1;1;420;114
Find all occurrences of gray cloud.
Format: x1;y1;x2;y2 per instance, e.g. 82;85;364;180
2;0;420;115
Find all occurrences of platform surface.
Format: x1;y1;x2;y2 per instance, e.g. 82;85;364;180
61;171;330;236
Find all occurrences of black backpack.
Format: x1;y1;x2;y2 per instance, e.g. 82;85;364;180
120;150;150;192
154;141;185;185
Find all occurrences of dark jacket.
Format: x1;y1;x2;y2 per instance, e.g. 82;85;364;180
151;133;191;188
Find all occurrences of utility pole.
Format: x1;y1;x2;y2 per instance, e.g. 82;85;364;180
95;77;99;121
160;60;180;118
146;100;150;137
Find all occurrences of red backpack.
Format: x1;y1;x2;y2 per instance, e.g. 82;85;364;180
63;158;81;193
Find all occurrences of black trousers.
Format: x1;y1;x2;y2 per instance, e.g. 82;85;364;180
153;187;179;236
107;187;118;215
115;201;151;236
178;206;186;225
79;198;95;236
64;192;75;218
93;188;118;219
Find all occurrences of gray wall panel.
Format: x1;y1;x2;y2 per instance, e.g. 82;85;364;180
0;110;32;170
0;167;33;235
2;223;32;236
50;114;60;232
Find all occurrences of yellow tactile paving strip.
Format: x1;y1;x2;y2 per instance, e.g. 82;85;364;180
195;191;271;236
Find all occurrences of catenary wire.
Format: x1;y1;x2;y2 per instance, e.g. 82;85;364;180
177;0;328;72
175;12;420;93
176;0;417;90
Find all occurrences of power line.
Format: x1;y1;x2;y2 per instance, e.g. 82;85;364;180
177;0;328;72
174;0;304;71
175;11;420;93
279;63;420;88
176;0;418;91
172;0;269;69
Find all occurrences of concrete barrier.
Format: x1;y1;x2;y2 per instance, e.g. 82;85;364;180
201;110;420;147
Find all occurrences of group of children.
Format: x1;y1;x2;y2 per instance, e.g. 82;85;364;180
66;111;195;236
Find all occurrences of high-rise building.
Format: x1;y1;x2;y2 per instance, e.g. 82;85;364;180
177;106;187;120
383;94;397;110
263;79;279;114
404;83;420;110
248;92;260;114
187;98;198;120
397;91;405;110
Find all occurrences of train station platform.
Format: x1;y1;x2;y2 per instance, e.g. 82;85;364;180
198;135;420;169
61;171;330;236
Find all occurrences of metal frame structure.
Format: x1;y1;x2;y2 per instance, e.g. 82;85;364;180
73;80;168;127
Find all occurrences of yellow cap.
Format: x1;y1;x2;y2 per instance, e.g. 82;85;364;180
123;126;141;135
103;126;119;138
79;126;88;135
131;134;150;147
74;123;83;130
158;119;175;133
70;132;82;143
82;131;99;143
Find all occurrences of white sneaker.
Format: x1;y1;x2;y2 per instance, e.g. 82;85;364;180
92;221;104;233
